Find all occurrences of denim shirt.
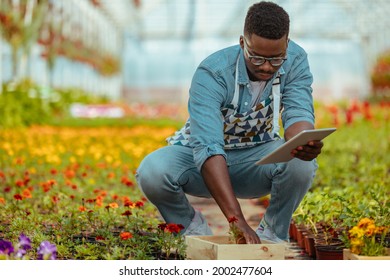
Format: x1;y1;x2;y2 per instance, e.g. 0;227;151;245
185;40;314;171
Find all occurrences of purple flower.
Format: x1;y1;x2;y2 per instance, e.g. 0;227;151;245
37;241;57;260
0;239;14;255
18;233;32;250
16;249;27;258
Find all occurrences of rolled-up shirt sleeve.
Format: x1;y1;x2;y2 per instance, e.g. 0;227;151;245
188;65;229;171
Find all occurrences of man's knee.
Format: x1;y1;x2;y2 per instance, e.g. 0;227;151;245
136;153;166;200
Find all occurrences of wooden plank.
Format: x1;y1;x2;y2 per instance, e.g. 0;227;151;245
343;249;390;260
185;235;285;260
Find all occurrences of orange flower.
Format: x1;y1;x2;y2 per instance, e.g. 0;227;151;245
41;182;51;193
0;197;5;204
64;169;75;179
95;196;103;207
108;202;119;209
79;206;87;212
357;218;374;228
120;232;133;240
107;172;115;179
22;188;32;199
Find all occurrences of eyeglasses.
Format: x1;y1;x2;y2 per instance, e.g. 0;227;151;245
243;37;287;67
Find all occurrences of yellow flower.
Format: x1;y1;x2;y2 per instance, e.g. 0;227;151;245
350;246;361;255
357;218;374;228
349;226;365;238
365;224;376;237
350;238;364;247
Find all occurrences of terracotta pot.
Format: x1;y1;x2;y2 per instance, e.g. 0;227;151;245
304;234;316;258
289;221;298;241
315;244;344;260
296;228;307;249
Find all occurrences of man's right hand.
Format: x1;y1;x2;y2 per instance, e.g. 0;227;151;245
236;219;261;244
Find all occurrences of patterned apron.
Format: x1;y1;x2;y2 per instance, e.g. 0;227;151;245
167;56;282;149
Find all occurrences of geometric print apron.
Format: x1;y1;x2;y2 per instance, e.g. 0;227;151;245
167;56;282;149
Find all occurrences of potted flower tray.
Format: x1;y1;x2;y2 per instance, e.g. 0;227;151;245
343;248;390;260
185;235;285;260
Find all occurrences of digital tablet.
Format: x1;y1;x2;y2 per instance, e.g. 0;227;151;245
255;128;337;165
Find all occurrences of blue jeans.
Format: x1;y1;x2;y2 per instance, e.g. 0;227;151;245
136;139;318;240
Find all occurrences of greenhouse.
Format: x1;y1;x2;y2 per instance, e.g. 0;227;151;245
0;0;389;269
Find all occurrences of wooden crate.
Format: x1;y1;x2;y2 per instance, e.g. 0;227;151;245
185;235;285;260
343;248;390;260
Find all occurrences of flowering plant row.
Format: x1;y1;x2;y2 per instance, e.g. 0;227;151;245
0;124;186;259
1;100;389;259
292;101;389;256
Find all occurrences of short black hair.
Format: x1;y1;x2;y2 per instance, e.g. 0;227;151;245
244;1;290;40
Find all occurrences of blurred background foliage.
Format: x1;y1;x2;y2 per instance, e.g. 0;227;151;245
1;0;390;128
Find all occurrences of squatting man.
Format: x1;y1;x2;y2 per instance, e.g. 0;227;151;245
136;1;323;244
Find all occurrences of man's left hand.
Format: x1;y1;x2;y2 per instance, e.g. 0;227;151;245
291;140;323;161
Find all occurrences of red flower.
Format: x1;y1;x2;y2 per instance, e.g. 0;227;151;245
134;201;144;208
85;198;96;204
51;196;60;203
124;201;133;207
120;232;133;240
228;216;238;224
158;223;185;234
165;223;185;234
13;194;23;201
15;180;25;187
121;210;132;216
95;236;105;241
158;223;167;231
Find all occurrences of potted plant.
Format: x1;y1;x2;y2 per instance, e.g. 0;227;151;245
343;218;389;260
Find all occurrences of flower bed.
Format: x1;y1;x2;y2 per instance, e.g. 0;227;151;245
0;125;186;259
0;101;389;259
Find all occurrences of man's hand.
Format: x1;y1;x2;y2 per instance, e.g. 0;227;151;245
291;140;323;161
235;219;261;244
284;121;323;161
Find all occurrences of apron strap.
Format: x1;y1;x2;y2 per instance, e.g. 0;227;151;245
272;75;281;135
232;56;240;107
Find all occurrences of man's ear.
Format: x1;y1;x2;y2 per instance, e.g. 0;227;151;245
239;36;244;48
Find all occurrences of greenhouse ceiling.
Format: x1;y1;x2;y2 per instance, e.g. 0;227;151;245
99;0;390;41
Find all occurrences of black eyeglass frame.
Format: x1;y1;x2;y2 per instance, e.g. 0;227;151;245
242;37;288;67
